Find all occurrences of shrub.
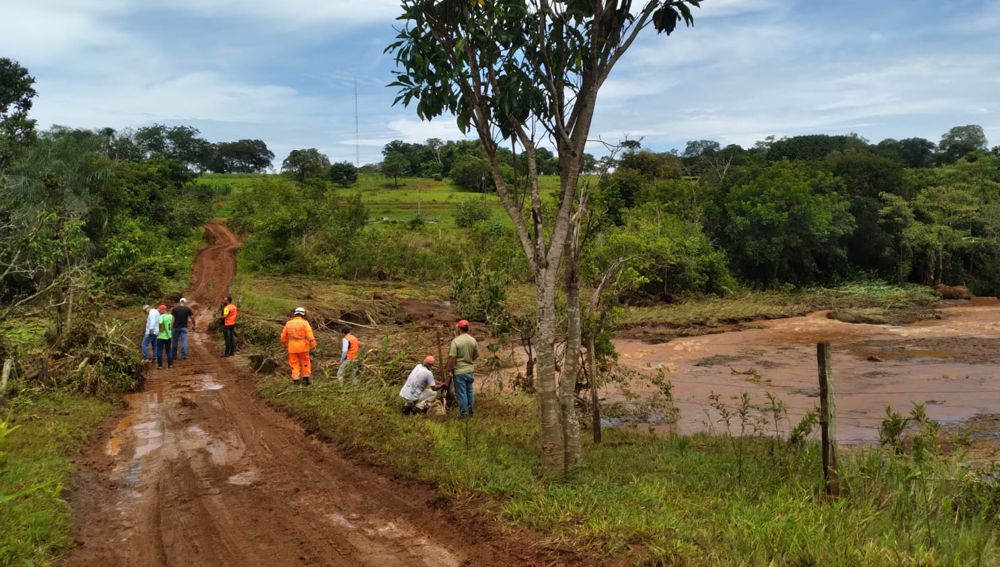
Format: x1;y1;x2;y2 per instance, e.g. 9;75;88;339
329;161;358;187
455;199;492;228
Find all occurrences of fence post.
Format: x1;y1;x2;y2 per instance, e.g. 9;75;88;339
1;358;12;401
817;342;840;497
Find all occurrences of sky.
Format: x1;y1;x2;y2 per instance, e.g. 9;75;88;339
2;0;998;166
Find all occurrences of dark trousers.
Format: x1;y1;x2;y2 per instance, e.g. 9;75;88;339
156;338;173;367
223;324;236;356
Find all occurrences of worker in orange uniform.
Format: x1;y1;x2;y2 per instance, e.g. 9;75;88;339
221;296;238;357
281;307;317;386
337;326;362;383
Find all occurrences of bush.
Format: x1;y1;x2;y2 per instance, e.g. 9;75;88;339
329;161;358;187
450;155;491;191
455;199;492;228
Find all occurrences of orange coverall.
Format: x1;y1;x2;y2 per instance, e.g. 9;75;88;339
280;316;317;381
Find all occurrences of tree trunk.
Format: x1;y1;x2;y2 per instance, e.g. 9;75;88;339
588;333;602;444
561;249;583;468
535;270;565;474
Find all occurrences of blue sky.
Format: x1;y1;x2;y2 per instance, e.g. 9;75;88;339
2;0;998;166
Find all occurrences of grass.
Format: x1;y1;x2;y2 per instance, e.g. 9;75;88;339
196;172;563;228
258;377;999;565
0;393;113;566
624;282;937;328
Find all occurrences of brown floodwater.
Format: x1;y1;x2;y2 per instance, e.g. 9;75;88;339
610;299;1000;444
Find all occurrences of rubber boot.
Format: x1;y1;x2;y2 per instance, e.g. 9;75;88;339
303;377;311;386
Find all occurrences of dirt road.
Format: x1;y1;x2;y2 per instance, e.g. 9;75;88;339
65;221;540;566
613;302;1000;443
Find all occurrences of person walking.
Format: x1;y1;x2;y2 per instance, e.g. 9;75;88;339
155;305;174;369
221;296;238;357
281;307;317;386
337;326;361;383
447;320;479;418
170;298;196;362
141;304;160;363
399;355;446;414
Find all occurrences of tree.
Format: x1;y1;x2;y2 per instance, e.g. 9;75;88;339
282;148;331;181
767;134;869;161
938;125;988;164
382;152;408;187
682;139;720;159
718;161;855;285
875;137;936;169
390;0;702;474
450;155;491;191
209;139;274;173
329;161;358;187
0;57;38;172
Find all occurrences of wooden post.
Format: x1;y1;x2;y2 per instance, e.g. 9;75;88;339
817;342;840;497
435;326;455;409
1;358;13;401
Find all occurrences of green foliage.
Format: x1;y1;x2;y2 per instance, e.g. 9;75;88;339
938;124;989;164
259;378;1000;565
208;139;273;173
382;151;408;187
449;154;491;191
281;148;330;181
450;260;510;323
714;160;855;285
585;203;734;301
0;394;112;566
454;198;492;227
329;161;358;187
0;57;37;172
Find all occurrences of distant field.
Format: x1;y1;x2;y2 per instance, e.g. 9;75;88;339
197;172;562;228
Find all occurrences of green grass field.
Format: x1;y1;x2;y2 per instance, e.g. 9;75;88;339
1;394;113;566
258;377;999;566
197;172;561;228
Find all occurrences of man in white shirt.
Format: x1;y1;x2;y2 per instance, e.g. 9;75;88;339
399;356;446;414
141;304;160;363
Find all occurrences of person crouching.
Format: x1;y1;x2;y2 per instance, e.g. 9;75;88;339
400;356;446;414
281;307;317;386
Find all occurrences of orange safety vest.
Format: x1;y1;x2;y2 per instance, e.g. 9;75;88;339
281;317;316;354
344;333;361;360
223;303;238;326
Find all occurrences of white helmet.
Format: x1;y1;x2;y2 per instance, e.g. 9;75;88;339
294;307;306;315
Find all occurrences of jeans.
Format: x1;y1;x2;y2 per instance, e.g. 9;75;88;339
223;325;236;356
141;333;157;360
156;338;173;367
171;327;189;360
337;359;358;383
454;373;475;418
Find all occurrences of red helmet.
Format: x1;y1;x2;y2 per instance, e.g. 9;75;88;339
157;305;167;311
456;320;470;329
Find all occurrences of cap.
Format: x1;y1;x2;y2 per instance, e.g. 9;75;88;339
423;355;436;366
456;320;470;329
179;297;187;304
157;305;167;311
143;304;150;311
294;307;306;315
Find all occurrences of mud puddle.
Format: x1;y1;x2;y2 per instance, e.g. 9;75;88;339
611;300;1000;444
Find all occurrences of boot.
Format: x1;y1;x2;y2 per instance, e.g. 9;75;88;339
303;377;311;386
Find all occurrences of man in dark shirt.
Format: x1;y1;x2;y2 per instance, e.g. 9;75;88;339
171;298;196;362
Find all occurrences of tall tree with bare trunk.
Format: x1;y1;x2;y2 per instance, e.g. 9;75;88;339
388;0;702;474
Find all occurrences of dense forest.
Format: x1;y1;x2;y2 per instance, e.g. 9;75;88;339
233;126;1000;300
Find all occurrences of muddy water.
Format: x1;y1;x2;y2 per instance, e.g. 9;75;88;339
612;300;1000;443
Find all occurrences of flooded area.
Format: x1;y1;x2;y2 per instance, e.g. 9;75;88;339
611;299;1000;443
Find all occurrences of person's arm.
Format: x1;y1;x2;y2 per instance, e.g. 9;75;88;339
280;323;288;350
307;323;317;351
340;337;348;362
471;340;479;361
446;340;457;374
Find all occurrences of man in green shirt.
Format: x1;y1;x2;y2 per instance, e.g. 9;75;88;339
447;320;479;418
156;305;175;369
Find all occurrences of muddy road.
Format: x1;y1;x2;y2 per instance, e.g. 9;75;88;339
65;221;540;567
613;301;1000;443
